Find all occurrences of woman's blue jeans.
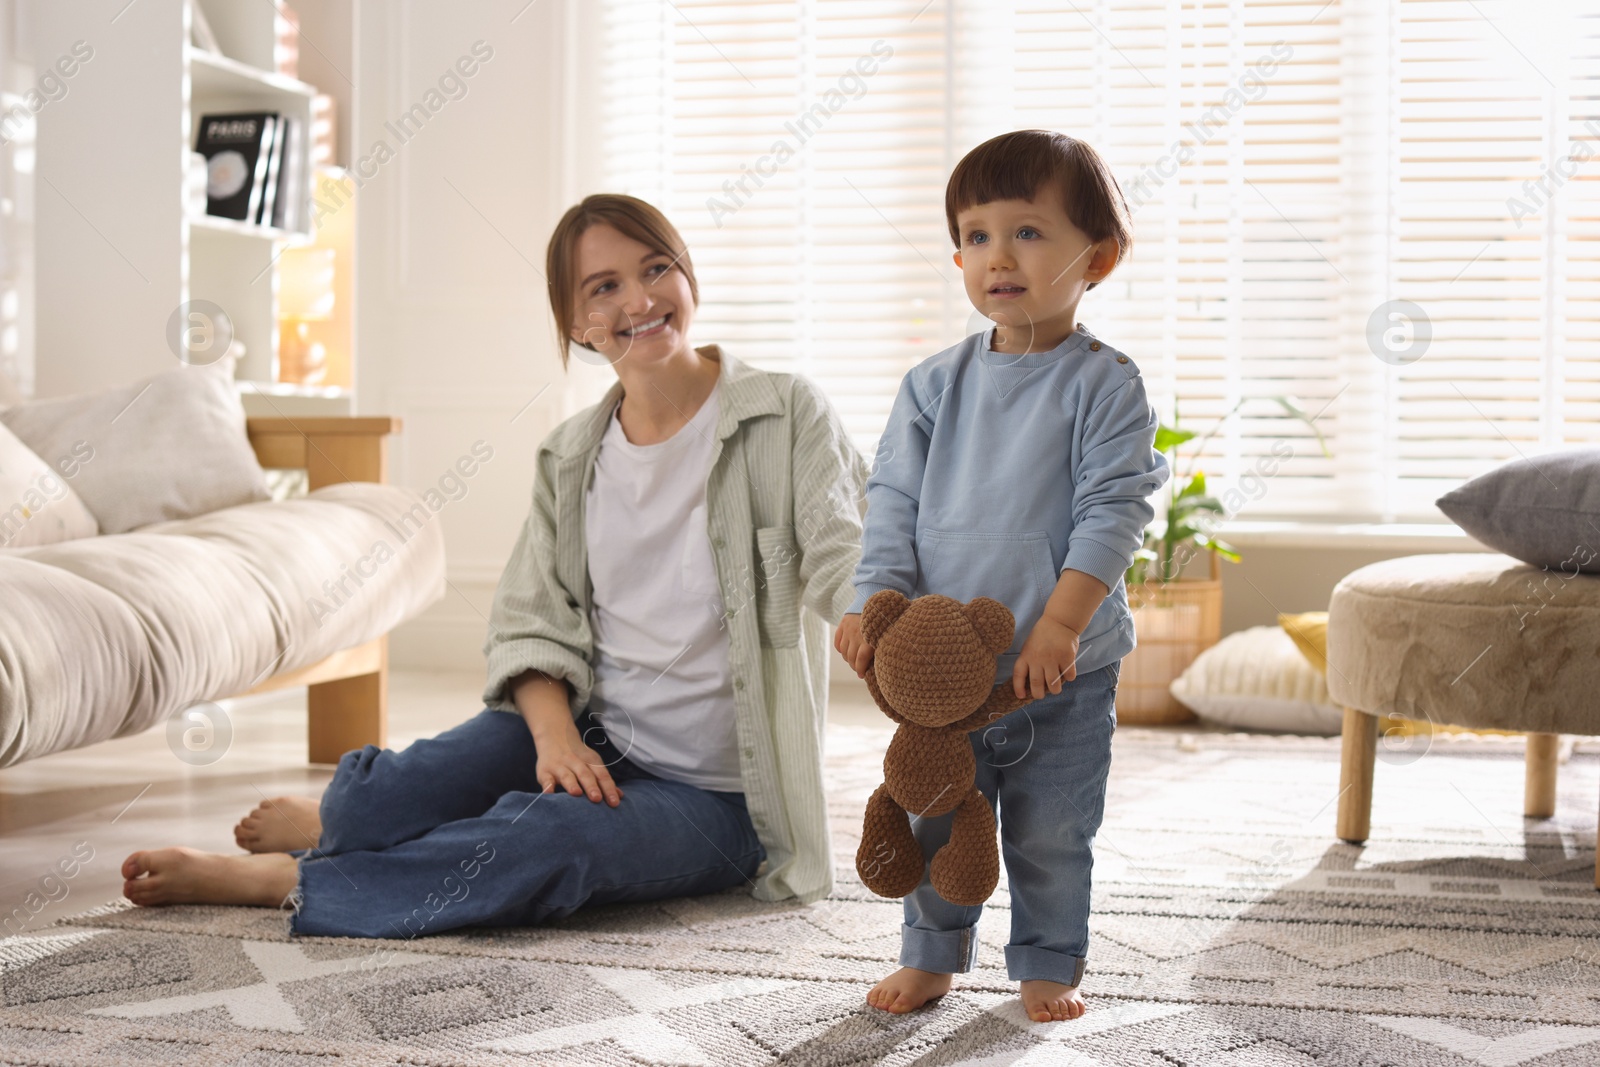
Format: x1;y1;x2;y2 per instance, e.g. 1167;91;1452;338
899;661;1120;987
289;709;765;938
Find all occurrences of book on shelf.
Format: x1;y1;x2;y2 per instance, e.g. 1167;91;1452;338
244;115;275;223
195;111;278;223
271;116;302;232
257;113;284;226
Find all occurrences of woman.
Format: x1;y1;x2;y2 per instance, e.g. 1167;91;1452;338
120;195;868;935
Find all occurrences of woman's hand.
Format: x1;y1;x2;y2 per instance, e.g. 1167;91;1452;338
513;669;623;807
536;737;624;807
834;613;874;678
1012;615;1080;699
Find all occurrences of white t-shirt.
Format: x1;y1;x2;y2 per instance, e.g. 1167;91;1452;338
582;383;744;792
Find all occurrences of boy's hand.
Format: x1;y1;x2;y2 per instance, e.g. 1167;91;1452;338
834;613;874;678
1012;614;1080;699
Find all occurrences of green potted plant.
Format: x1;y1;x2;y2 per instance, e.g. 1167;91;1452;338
1119;397;1329;724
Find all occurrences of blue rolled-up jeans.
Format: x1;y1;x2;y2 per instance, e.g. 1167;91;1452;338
898;660;1120;987
288;708;765;938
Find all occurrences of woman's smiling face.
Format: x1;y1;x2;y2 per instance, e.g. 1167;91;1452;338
569;222;696;366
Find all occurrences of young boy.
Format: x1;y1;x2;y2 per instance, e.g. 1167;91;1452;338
834;129;1169;1023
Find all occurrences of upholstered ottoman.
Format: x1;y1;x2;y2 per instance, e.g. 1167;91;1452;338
1326;553;1600;884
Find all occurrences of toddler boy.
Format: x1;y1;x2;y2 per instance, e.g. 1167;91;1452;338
835;129;1169;1022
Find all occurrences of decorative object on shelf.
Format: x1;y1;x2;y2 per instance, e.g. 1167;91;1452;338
193;110;303;232
195;111;279;223
1119;396;1329;724
185;151;209;217
277;247;334;385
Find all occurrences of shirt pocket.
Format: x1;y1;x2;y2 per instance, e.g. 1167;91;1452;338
915;528;1058;652
754;524;802;648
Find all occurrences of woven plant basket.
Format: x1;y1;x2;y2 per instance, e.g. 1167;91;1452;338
1120;551;1223;725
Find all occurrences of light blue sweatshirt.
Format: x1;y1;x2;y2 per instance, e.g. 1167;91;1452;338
848;324;1170;682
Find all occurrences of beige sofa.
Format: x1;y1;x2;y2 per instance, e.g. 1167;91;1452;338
0;417;446;767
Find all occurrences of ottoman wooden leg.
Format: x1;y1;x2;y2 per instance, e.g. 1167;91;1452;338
1524;732;1559;819
1337;707;1378;844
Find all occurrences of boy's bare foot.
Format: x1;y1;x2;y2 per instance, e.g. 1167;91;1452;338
866;967;953;1014
233;796;322;853
122;848;298;908
1020;978;1085;1022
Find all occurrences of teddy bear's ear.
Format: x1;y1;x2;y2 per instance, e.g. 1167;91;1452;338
861;589;910;647
962;597;1015;656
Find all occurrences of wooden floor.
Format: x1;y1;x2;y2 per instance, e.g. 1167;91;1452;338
0;671;886;935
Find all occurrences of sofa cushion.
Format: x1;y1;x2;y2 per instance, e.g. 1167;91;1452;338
0;354;268;534
0;420;97;547
1436;448;1600;574
0;482;446;767
1326;553;1600;734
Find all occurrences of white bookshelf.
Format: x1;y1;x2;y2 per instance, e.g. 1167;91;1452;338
33;0;356;412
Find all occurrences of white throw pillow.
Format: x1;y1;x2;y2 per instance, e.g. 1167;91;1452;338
0;354;267;534
1169;625;1342;735
0;420;98;547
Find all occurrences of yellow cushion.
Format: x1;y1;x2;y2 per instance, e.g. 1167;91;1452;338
1277;612;1328;674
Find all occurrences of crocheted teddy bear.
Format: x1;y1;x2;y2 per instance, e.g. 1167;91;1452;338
855;589;1032;906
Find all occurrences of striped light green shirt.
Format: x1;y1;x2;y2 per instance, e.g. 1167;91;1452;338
482;347;868;904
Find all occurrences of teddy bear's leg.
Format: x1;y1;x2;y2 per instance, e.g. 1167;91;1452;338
857;784;924;898
929;788;999;907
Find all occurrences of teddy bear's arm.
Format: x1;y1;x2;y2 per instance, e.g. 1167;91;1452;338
949;684;1032;733
863;667;910;726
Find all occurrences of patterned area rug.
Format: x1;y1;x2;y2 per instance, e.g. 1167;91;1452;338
3;723;1599;1066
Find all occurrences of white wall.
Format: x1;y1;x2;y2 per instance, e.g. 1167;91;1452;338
32;0;185;397
352;0;612;675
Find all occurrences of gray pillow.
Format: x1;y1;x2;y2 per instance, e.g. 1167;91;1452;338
1436;449;1600;574
0;354;268;534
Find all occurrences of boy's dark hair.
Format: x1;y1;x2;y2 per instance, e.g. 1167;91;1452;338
945;130;1132;290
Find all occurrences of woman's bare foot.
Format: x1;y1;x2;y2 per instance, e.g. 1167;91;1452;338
233;796;322;853
1020;978;1085;1022
122;848;298;908
866;967;953;1014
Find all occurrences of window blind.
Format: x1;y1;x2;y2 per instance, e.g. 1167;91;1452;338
1386;0;1600;515
596;0;1600;522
